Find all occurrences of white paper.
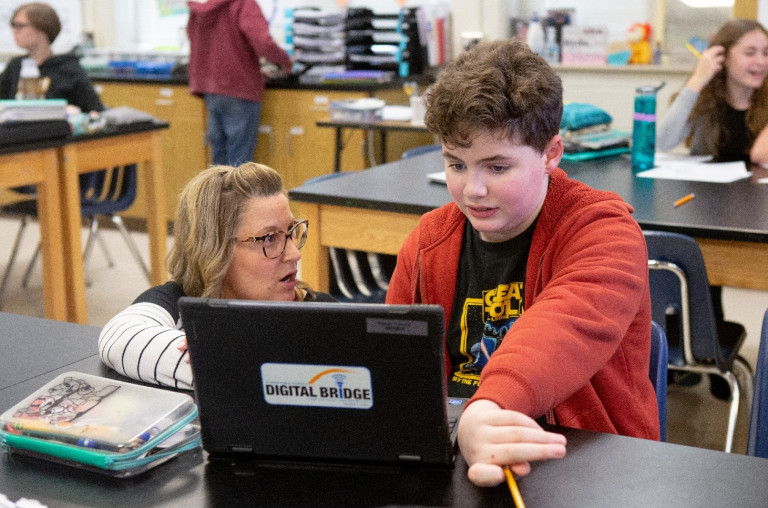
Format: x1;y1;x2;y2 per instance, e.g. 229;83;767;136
636;153;750;183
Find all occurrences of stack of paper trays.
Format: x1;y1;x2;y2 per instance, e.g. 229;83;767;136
0;99;68;123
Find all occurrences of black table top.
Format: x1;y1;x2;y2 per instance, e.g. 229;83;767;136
0;120;169;156
2;312;768;507
289;151;768;243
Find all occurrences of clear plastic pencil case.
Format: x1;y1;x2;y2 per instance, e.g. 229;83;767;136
0;372;201;477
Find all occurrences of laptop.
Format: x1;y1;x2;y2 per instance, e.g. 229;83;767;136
178;298;467;467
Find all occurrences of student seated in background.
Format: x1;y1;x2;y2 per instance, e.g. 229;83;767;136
0;2;103;113
98;163;334;390
657;19;768;164
386;38;659;488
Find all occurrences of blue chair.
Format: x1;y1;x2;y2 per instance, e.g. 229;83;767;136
402;144;441;159
747;308;768;458
650;320;668;441
644;230;752;452
0;165;149;304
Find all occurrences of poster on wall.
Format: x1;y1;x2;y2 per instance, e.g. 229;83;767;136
561;25;608;67
0;0;81;54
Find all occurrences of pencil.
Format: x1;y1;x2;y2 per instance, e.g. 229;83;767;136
674;193;695;207
504;466;526;508
685;42;701;60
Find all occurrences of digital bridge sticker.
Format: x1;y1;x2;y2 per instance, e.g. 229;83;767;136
260;363;374;409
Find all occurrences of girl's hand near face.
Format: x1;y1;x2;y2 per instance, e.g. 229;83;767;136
687;45;726;93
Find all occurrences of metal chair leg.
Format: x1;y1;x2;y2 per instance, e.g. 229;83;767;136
93;219;115;268
111;215;150;282
367;252;390;291
346;250;372;297
21;243;40;289
329;247;354;300
722;370;741;454
0;215;30;307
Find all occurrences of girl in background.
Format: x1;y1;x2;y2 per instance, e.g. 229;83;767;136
658;19;768;164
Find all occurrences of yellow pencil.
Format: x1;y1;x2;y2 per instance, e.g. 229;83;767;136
685;42;701;60
674;193;695;207
504;466;526;508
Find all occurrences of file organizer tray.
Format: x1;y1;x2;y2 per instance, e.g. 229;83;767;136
0;372;201;478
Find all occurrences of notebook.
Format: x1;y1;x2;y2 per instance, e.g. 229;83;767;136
178;298;466;467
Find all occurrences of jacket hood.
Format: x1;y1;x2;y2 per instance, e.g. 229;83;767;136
187;0;232;15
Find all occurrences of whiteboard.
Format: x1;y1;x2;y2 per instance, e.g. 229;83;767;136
0;0;82;55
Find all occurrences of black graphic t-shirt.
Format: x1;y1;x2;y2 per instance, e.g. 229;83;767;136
447;220;536;398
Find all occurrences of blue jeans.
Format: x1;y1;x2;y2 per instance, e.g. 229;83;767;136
204;93;262;166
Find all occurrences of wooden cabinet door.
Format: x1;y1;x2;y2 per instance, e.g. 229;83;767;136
94;82;208;221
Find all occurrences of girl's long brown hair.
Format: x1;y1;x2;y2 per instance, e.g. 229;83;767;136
684;19;768;157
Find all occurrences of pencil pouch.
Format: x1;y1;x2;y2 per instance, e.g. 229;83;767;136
0;372;202;477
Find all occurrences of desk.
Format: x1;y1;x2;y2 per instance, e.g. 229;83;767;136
316;118;430;172
0;142;67;321
290;151;768;293
59;123;168;323
2;312;768;507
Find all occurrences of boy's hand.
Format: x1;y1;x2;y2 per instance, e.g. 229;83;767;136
457;399;567;487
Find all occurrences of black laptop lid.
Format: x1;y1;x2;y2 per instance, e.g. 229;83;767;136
179;298;456;466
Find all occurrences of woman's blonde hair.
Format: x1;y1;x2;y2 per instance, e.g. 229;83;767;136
168;162;286;298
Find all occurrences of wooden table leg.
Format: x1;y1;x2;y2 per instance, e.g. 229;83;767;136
57;145;88;324
297;202;329;293
142;132;168;286
35;149;69;322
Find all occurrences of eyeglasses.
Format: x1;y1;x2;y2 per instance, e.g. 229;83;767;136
10;22;30;30
234;219;308;259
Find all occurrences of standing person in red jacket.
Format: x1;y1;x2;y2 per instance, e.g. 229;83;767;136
187;0;292;166
386;38;659;488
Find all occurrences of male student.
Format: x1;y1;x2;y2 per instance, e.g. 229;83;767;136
386;38;659;487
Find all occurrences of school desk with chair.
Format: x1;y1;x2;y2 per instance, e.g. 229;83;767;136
289;149;768;294
0;121;169;324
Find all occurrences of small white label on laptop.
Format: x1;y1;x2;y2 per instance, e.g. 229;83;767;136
366;318;428;336
261;363;373;409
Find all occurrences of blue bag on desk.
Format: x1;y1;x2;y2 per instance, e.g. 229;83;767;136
561;103;613;132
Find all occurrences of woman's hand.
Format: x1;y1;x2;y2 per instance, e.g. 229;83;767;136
457;399;567;487
687;45;726;93
177;337;190;363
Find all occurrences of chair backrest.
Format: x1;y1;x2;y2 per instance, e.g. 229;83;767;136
644;230;722;368
747;308;768;458
402;144;441;159
79;164;138;216
649;320;668;441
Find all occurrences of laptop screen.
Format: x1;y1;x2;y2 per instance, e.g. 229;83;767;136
179;298;463;466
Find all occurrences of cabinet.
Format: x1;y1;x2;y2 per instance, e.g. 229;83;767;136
93;81;208;221
254;89;369;192
255;87;435;199
93;82;434;221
